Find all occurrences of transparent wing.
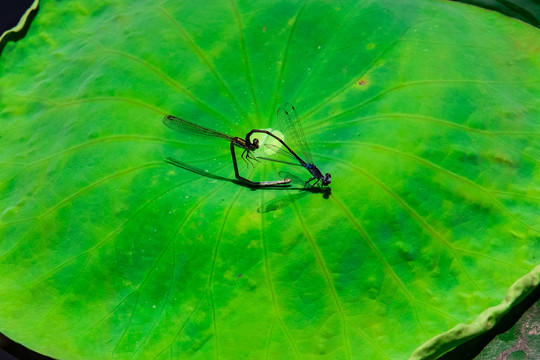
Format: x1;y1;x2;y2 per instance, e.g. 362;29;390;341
258;143;303;166
276;103;313;164
257;155;303;168
162;115;234;142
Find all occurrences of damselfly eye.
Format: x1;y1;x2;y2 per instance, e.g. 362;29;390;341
323;173;331;186
253;138;260;148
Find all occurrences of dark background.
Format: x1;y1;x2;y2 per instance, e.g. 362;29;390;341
0;0;34;35
1;1;539;360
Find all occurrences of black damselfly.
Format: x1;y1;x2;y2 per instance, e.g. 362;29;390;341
162;115;291;187
245;103;331;187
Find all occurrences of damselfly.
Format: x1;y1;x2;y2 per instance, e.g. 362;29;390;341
246;103;331;187
162;115;291;187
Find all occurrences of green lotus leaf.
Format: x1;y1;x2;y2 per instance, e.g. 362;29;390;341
0;0;539;359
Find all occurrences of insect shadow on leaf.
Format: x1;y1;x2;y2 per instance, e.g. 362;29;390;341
165;157;293;190
257;171;331;213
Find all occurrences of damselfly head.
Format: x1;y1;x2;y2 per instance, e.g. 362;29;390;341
252;138;260;149
322;173;331;186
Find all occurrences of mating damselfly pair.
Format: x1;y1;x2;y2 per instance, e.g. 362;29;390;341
162;103;331;188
